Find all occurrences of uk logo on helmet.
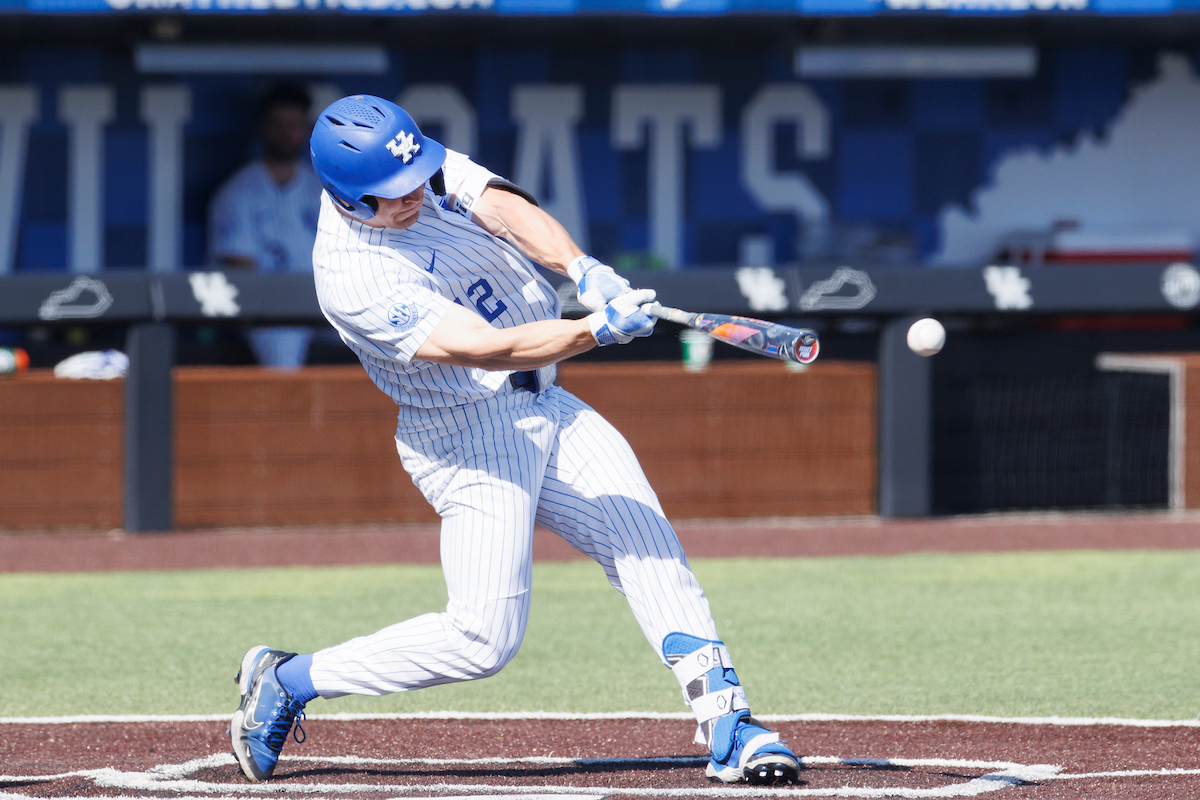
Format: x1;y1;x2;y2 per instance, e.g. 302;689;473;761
386;131;421;164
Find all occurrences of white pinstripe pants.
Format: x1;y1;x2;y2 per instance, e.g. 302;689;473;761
310;386;719;697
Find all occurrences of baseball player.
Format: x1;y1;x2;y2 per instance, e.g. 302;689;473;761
229;95;800;787
208;83;323;368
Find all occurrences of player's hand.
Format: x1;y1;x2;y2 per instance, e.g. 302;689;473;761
588;289;657;346
570;255;632;313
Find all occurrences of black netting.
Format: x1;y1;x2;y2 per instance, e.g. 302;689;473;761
935;371;1169;513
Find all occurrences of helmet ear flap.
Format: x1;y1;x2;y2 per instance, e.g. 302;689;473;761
319;178;377;222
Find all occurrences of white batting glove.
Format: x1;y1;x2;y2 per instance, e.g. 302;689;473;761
587;289;657;346
569;255;632;313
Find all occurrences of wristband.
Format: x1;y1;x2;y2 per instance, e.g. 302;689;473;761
587;311;620;347
568;255;603;284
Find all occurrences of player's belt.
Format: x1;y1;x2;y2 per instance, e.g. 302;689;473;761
509;370;540;393
508;366;555;394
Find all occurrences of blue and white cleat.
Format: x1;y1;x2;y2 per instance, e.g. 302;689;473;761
704;710;800;785
230;645;306;781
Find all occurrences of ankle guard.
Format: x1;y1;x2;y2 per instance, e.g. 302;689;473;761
662;632;751;753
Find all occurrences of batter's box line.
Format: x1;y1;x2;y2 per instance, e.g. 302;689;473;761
284;755;708;768
0;752;1063;799
1049;768;1200;779
0;795;582;800
6;712;1200;728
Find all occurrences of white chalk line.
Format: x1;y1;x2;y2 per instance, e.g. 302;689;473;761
1050;767;1200;779
280;755;1032;771
284;754;708;767
0;797;587;800
45;796;609;800
5;711;1200;728
0;751;1058;798
7;750;1200;798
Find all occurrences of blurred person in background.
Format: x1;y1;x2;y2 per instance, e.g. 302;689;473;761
208;82;323;368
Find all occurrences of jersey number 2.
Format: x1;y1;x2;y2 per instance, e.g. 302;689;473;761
466;278;508;323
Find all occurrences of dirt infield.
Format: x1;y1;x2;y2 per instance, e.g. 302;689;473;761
6;510;1200;572
4;512;1200;798
2;716;1199;799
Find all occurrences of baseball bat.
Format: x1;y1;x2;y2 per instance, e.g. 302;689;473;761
645;303;819;365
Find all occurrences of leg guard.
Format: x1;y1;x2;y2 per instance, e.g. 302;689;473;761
663;632;800;786
662;632;748;748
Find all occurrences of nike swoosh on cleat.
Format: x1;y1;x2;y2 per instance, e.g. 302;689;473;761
243;679;266;730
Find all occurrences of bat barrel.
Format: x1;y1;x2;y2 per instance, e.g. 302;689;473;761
642;302;820;364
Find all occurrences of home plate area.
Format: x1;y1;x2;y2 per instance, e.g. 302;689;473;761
3;715;1200;799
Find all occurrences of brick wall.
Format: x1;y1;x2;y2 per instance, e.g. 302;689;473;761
175;367;432;527
559;362;877;519
0;373;123;528
0;361;877;530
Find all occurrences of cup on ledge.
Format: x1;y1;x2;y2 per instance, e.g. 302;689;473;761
680;329;713;371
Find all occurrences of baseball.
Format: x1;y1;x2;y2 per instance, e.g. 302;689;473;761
907;318;945;357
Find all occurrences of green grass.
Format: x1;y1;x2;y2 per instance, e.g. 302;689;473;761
2;551;1199;720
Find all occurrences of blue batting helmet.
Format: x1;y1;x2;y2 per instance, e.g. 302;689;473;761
310;95;447;221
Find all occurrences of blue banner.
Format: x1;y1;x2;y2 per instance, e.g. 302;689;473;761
8;0;1189;12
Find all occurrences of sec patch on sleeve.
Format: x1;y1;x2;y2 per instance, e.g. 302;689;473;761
388;302;419;332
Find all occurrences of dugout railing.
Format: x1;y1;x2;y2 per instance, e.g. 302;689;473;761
1;262;1196;531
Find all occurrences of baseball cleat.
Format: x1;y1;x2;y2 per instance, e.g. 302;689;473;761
705;712;800;786
230;645;306;781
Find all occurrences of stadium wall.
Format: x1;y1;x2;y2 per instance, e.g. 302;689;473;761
3;34;1200;274
0;361;875;530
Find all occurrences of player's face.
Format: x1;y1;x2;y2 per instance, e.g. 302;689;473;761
260;104;309;163
365;185;425;230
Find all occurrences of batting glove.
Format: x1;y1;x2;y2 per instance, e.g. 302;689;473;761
570;255;632;313
588;289;657;346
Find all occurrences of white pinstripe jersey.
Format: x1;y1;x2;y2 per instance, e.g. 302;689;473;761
209;160;323;272
312;150;561;409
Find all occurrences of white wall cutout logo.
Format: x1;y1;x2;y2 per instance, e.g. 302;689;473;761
386;131;421;164
982;266;1033;310
388;302;417;331
734;267;788;312
798;267;877;311
38;276;114;321
189;272;241;317
1161;263;1200;310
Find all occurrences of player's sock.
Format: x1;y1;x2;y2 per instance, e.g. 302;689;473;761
275;653;318;705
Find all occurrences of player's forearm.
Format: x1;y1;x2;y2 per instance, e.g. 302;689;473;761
471;187;583;275
499;212;584;276
484;319;597;368
418;317;597;370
